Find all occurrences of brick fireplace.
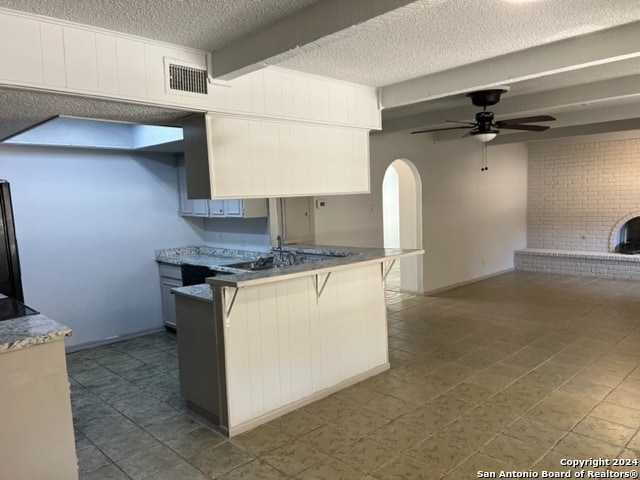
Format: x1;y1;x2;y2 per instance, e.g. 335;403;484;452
515;133;640;280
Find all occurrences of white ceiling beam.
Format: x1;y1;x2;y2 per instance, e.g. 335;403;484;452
210;0;420;80
381;21;640;109
383;75;640;132
490;119;640;145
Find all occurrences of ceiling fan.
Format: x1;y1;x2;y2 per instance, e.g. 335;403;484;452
411;88;556;142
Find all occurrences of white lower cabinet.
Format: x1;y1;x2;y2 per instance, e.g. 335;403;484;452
159;263;182;328
177;160;268;218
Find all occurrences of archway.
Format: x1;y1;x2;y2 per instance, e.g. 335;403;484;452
382;159;423;293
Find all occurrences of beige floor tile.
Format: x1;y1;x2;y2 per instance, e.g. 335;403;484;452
525;391;595;430
408;435;474;478
618;377;640;394
480;433;551;469
164;425;227;458
188;441;254;478
217;459;288;480
573;415;637;447
576;367;625;388
559;376;613;401
334;438;396;474
301;422;361;454
366;419;432;453
261;440;328;476
271;408;327;437
503;417;568;447
333;407;390;436
532;449;570;474
369;453;434;480
613;450;640;473
444;382;495;406
605;388;640;410
303;395;357;421
628;431;640;455
295;457;367;480
361;391;414;419
231;424;294;456
437;418;497;450
554;432;621;459
444;452;513;480
592;402;640;428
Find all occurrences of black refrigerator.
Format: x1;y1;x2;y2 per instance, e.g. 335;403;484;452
0;179;24;302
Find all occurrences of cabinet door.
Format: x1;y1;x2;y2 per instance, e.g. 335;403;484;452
208;200;225;217
161;276;182;328
223;199;243;217
178;160;209;217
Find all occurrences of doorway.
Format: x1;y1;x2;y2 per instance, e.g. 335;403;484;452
382;159;423;293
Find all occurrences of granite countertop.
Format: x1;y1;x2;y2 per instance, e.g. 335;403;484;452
155;245;265;271
172;284;213;303
0;313;72;353
162;244;424;301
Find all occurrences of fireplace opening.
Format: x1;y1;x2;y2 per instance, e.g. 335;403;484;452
617;217;640;254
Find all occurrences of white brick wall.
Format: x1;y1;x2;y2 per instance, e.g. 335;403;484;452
528;137;640;252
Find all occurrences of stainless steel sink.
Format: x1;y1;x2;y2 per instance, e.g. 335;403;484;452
225;260;282;271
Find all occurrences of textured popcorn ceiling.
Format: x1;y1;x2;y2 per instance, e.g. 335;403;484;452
1;0;640;141
0;0;318;51
0;88;189;141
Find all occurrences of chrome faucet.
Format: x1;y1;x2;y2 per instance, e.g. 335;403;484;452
276;235;283;261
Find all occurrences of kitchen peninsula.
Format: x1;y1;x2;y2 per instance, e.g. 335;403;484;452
158;245;423;437
0;295;77;480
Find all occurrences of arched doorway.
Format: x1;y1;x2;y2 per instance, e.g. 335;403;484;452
382;159;423;293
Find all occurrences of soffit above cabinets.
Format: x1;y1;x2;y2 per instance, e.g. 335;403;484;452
1;1;640;144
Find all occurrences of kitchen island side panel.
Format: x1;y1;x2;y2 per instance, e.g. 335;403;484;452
218;263;388;434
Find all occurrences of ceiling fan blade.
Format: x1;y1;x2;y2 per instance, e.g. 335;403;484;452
411;125;472;134
445;120;476;126
498;124;551;132
495;115;555;126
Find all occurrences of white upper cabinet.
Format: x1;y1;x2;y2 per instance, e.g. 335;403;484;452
177;160;267;218
183;113;371;199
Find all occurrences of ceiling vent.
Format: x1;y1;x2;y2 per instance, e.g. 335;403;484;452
165;59;208;95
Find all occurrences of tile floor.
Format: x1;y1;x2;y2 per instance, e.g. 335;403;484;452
68;271;640;479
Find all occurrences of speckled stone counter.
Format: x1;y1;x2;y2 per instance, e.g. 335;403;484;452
164;244;424;300
155;245;264;270
0;314;72;353
172;284;213;303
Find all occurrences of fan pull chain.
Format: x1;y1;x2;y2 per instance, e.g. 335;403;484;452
481;143;489;172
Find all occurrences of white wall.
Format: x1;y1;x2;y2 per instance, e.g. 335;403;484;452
314;132;528;293
202;217;270;249
0;145;203;347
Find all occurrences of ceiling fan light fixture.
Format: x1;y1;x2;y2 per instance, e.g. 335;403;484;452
471;131;498;143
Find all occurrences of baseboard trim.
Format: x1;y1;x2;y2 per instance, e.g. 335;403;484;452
424;267;515;295
65;327;167;353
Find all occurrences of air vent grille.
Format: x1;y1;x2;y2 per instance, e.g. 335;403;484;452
168;63;208;95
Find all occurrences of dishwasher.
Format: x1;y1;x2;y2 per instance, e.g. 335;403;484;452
180;264;227;286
